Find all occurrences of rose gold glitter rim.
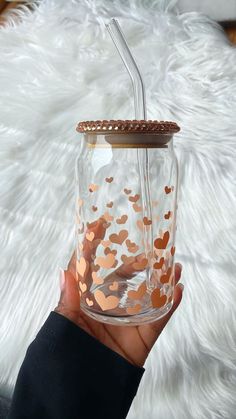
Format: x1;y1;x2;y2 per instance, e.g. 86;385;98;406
76;119;180;134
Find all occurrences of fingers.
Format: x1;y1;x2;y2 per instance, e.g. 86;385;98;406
54;269;81;323
174;262;182;286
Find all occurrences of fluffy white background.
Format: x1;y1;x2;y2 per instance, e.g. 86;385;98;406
0;0;236;417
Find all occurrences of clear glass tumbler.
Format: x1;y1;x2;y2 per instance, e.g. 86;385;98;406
75;119;180;325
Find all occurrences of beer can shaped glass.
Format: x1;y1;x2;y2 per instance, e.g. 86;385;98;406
75;119;180;325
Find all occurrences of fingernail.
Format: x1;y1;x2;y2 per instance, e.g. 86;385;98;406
178;283;184;291
59;268;65;291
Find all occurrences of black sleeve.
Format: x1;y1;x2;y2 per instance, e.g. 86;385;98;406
8;311;145;419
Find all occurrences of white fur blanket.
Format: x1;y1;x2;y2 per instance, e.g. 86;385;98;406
0;1;236;418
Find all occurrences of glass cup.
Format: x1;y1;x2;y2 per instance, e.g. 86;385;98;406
75;119;180;326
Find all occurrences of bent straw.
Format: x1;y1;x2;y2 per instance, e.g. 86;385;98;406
105;18;147;120
106;18;153;279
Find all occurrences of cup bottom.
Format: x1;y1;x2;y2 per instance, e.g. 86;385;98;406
80;300;173;326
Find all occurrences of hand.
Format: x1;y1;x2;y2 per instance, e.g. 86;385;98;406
54;220;184;368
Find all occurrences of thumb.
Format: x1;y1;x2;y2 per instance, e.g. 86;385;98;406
54;268;81;322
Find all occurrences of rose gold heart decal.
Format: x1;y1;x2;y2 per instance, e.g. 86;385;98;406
116;215;128;224
91;263;100;272
79;281;87;293
164;186;172;194
124;188;131;195
77;198;83;207
121;255;135;265
154;231;170;249
95;253;116;269
164;211;172;219
76;257;88;278
160;267;172;284
129;194;140;203
126;304;142;315
92;205;98;212
92;271;104;285
128;282;147;300
103;211;114;222
171;246;175;256
104;247;117;256
106;202;113;208
94;290;119;311
151;288;167;308
109;230;128;245
153;257;165;270
133;258;148;271
109;281;118;291
89;184;99;192
101;240;111;247
105;177;114;183
86;232;95;242
136;220;144;231
86;297;94;307
143;217;152;226
125;239;139;254
133;203;142;212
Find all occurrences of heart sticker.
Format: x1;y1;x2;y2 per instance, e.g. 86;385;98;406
125;239;139;254
109;230;128;245
94;290;119;311
92;206;98;212
92;272;104;285
124;188;132;195
79;281;87;293
133;203;142;212
153;257;165;270
164;211;172;219
89;184;99;192
77;198;83;207
143;217;152;226
116;215;128;224
126;304;142;315
86;232;95;242
129;194;140;203
109;281;119;291
136;220;144;231
160;267;172;284
128;282;147;300
104;247;117;256
106;202;113;208
151;288;167;308
105;177;114;183
95;253;116;269
164;186;172;194
101;240;111;247
86;297;94;307
76;257;88;278
154;231;170;249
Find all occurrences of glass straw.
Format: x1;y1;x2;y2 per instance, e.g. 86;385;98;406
106;18;153;283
